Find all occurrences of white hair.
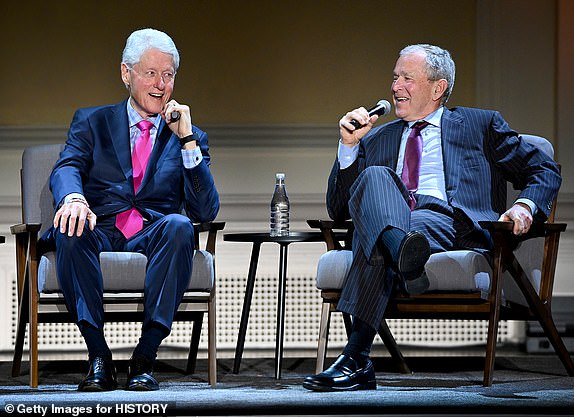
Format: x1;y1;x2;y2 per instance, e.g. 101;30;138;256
122;28;180;70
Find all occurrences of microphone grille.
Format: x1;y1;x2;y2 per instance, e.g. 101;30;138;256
377;100;392;116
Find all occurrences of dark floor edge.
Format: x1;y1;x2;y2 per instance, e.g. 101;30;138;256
168;406;574;417
4;404;572;417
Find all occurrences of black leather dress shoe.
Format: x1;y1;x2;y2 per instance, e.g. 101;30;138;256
78;357;117;392
303;354;376;392
126;355;159;391
396;231;430;295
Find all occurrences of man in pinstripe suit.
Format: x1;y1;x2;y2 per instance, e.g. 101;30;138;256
303;44;561;392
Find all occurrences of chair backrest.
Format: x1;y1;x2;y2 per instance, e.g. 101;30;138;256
506;134;554;208
21;144;65;236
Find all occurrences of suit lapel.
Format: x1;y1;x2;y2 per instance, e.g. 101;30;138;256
440;108;465;200
364;119;404;170
106;100;133;183
385;120;406;169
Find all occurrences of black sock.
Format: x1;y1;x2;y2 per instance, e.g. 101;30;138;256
342;317;377;366
380;226;406;264
132;322;170;363
78;322;112;361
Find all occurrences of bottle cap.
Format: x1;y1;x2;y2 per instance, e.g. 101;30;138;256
276;173;285;180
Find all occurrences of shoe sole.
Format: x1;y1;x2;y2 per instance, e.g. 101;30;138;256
78;383;117;392
126;382;159;391
303;379;377;392
397;232;430;276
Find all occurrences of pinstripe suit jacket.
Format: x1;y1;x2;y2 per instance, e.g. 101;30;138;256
326;106;562;251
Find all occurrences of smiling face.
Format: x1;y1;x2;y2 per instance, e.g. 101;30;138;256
391;52;445;122
121;48;176;118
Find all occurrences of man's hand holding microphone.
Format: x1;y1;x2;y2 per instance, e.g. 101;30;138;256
339;100;391;147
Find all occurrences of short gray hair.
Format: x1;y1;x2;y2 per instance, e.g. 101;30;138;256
400;44;455;103
122;28;180;71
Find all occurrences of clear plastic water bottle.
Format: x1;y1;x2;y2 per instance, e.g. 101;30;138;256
270;172;290;236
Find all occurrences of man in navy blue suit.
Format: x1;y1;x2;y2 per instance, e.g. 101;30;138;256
41;28;219;391
303;44;561;391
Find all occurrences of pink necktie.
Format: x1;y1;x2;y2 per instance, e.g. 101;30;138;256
401;121;429;210
115;120;153;239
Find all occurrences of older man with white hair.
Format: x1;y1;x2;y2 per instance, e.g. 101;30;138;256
40;28;219;391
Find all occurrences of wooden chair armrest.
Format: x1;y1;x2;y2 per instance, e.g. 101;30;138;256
194;221;226;234
307;219;353;251
479;220;566;241
194;221;226;255
11;223;42;298
307;219;353;231
11;223;42;235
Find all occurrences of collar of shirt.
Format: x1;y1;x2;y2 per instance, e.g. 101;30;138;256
126;99;162;130
126;99;161;151
406;106;444;129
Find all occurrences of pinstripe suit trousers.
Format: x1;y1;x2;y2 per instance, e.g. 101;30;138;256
337;166;456;330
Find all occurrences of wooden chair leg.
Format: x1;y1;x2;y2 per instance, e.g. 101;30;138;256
507;256;574;377
483;233;506;387
12;304;26;377
534;304;574;376
378;320;411;374
207;295;217;387
28;257;39;388
12;234;29;377
315;300;332;374
186;313;203;375
12;272;29;377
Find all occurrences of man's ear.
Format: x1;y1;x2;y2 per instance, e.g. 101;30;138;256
433;79;448;101
121;63;131;88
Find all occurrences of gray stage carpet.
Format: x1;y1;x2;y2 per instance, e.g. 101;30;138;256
1;353;573;416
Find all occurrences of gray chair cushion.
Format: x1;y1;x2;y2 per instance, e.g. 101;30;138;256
316;249;492;292
38;249;214;293
316;247;541;306
316;250;353;291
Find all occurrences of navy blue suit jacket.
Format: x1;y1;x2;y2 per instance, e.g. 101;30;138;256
50;99;219;234
327;106;562;251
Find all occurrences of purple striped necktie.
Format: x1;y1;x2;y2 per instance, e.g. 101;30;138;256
401;120;429;210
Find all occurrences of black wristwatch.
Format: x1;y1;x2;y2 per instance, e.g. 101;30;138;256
179;134;197;148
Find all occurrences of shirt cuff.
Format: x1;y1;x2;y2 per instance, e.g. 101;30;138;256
515;198;537;215
182;146;203;168
338;140;359;169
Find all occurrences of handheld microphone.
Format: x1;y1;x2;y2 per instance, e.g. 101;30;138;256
349;99;391;130
170;111;181;122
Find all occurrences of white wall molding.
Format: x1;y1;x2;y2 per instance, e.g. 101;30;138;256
1;124;573;220
0;124;339;150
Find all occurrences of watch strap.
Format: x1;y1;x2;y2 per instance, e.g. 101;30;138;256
179;134;196;147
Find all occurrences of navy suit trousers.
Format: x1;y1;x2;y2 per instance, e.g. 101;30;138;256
50;213;194;332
